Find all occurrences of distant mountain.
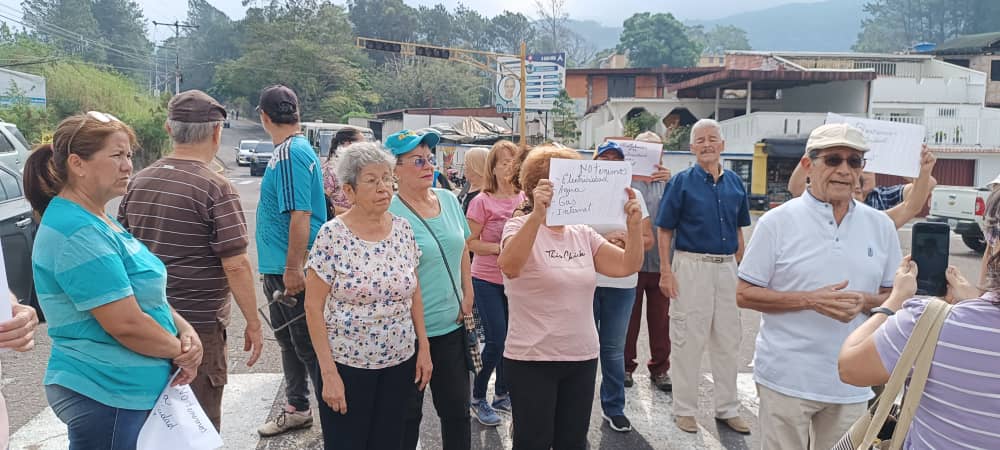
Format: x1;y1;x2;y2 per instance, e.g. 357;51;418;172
687;0;869;52
564;0;868;57
565;19;623;52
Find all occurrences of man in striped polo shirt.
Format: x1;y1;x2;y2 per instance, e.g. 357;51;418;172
118;90;264;431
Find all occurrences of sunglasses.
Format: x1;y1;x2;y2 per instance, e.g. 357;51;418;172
66;111;121;154
398;155;436;169
817;154;866;169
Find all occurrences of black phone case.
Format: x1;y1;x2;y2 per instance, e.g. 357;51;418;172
912;222;950;296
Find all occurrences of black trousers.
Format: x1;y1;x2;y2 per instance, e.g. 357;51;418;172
263;274;319;412
316;355;417;450
402;328;471;450
504;358;598;450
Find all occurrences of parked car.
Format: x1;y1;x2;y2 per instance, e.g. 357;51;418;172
249;142;274;177
235;139;260;166
0;120;32;173
927;185;990;253
0;162;41;320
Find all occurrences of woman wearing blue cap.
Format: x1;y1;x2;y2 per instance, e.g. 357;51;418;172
385;129;473;450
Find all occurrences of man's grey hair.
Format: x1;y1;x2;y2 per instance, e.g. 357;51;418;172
166;119;223;145
336;141;396;188
689;119;724;144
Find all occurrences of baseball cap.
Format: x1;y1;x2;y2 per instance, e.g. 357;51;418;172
384;129;441;156
168;90;227;123
257;84;299;118
634;131;662;144
807;123;869;153
596;141;624;158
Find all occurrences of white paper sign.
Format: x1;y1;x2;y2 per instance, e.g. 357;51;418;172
547;159;632;226
608;139;661;177
138;372;223;450
0;241;11;324
826;113;924;178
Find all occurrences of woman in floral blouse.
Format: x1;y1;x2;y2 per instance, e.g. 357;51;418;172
304;141;433;450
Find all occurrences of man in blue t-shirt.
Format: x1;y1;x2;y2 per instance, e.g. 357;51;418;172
254;85;327;437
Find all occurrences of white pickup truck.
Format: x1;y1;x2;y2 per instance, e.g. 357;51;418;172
926;185;991;253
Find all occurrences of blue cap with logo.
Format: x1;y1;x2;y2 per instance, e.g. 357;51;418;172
596;141;624;158
384;129;441;156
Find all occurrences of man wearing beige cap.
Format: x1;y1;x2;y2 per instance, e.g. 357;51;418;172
737;123;901;449
118;89;264;431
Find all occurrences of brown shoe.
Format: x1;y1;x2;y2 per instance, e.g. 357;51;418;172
675;415;698;433
717;416;751;434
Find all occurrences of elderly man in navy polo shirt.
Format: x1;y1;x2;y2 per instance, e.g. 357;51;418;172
656;118;752;435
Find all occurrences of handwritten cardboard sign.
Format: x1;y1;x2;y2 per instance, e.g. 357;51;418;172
138;372;223;450
547;159;632;226
607;139;661;177
826;113;924;178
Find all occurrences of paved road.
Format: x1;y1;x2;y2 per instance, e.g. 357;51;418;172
4;120;985;449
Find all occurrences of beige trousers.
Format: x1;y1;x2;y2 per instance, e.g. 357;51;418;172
757;383;867;450
668;251;741;418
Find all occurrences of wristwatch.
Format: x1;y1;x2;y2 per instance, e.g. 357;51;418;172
870;306;896;317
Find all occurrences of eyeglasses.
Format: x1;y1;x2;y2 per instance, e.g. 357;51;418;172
66;111;121;155
398;155;435;169
817;154;866;169
358;176;394;188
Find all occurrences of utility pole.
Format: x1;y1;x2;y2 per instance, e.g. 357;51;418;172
152;21;198;94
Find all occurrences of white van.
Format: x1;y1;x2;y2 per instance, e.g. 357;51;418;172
0;121;31;173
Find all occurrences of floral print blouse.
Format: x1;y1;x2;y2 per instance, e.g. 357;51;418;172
306;215;421;369
321;158;352;210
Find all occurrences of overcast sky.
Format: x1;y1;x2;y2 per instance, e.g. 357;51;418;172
137;0;827;34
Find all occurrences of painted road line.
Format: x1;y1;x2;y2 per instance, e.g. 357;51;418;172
10;373;283;450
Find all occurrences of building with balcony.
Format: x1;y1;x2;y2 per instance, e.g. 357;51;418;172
928;31;1000;108
572;50;1000;208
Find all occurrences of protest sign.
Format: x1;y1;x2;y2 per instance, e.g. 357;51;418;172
826;113;924;178
547;159;631;226
608;139;661;177
138;372;223;450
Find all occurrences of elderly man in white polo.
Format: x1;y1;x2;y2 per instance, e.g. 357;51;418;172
736;123;902;450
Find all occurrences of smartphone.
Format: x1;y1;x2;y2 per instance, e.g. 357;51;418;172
911;222;950;296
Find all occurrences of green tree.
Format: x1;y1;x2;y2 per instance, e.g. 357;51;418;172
91;0;152;71
687;24;751;55
854;0;1000;52
372;57;483;111
487;11;534;54
216;1;375;121
618;12;701;68
21;0;106;62
551;89;578;146
348;0;417;43
177;0;240;94
623;110;658;138
415;4;456;47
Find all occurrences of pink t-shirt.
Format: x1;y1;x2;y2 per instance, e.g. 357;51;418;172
501;215;607;361
467;191;525;285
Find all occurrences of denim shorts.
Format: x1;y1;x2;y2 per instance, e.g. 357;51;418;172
45;384;151;450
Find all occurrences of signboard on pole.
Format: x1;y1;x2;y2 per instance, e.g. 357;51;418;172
495;52;566;113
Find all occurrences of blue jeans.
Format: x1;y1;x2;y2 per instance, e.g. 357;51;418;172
46;384;150;450
472;277;509;399
593;286;636;416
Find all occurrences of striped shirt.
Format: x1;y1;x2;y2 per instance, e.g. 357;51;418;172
34;197;176;409
118;157;249;331
874;297;1000;449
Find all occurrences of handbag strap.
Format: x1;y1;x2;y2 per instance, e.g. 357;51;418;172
886;300;952;450
860;299;950;449
397;193;463;307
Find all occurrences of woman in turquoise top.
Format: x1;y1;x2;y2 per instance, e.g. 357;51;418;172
23;112;203;450
385;129;473;450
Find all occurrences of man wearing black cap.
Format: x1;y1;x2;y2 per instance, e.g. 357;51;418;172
118;89;264;431
254;84;328;437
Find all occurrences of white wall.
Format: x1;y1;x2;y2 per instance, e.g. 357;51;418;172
974;154;1000;187
871;77;985;105
780;80;869;113
381;119;404;139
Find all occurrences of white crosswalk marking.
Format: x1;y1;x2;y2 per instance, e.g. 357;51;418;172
10;373;283;450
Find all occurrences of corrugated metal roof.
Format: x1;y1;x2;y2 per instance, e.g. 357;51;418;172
669;69;877;96
931;31;1000;55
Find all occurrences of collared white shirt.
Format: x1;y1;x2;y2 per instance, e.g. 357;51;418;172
739;190;902;404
